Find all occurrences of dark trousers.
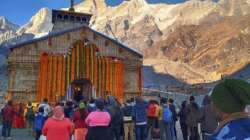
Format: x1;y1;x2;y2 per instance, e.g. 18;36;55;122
146;117;158;139
135;125;147;140
189;127;200;140
86;126;113;140
35;130;42;140
173;122;177;139
180;123;188;140
2;121;12;137
159;120;165;140
163;122;176;140
147;117;158;129
112;126;122;140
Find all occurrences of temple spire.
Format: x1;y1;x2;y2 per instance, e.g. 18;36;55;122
69;0;75;12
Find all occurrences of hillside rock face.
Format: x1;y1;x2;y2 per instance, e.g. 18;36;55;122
148;15;250;83
0;0;250;85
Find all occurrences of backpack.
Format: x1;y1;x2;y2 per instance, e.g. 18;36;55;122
148;103;157;117
34;114;46;131
26;107;35;120
163;106;173;123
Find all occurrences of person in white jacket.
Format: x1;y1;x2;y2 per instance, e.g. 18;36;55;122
38;98;51;117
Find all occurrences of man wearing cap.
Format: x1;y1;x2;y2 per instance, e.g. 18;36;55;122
210;79;250;140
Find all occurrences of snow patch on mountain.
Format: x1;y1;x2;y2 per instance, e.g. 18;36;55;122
0;17;19;46
0;8;52;47
0;16;19;32
17;8;53;36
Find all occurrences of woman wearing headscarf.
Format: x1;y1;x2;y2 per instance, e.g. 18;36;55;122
42;106;74;140
210;79;250;139
85;98;112;140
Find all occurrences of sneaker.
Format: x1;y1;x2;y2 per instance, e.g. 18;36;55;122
7;137;12;140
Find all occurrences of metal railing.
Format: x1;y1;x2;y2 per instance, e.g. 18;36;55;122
142;88;207;108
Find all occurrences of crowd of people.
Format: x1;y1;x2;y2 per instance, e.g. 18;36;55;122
0;78;250;140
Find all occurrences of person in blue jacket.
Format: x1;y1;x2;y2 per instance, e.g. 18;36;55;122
33;107;47;140
132;97;148;140
210;79;250;140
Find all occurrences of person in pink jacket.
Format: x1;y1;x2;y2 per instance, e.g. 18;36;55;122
85;99;112;140
42;106;73;140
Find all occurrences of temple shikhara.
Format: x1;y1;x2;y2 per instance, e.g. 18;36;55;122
6;3;143;103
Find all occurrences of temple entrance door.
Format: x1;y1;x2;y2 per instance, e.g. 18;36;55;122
71;78;92;102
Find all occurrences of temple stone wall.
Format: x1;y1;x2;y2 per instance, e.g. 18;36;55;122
8;26;142;102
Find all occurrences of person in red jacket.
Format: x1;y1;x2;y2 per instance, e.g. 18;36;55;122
13;103;25;128
42;106;74;140
1;100;15;139
147;100;159;139
73;102;89;140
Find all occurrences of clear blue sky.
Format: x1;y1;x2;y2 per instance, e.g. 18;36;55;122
0;0;186;26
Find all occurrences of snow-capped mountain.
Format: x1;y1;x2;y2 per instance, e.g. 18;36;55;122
17;8;53;38
0;8;52;47
0;0;250;85
0;16;18;32
0;16;19;45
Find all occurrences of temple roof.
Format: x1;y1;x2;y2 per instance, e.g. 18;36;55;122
8;25;143;58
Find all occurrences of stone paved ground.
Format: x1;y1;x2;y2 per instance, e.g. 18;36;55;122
0;124;184;140
0;127;34;140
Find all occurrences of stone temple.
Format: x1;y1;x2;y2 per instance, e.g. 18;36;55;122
6;5;143;103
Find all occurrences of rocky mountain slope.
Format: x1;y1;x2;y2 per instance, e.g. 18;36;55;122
0;0;250;85
78;0;250;84
147;15;250;83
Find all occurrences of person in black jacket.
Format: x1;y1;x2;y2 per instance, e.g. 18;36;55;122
168;98;178;139
64;101;74;119
199;95;218;140
186;96;200;140
178;101;188;140
106;96;123;140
